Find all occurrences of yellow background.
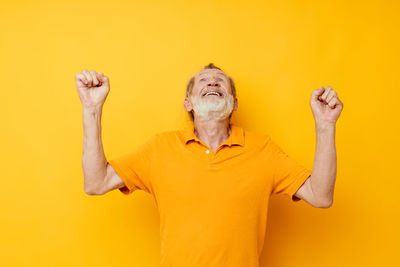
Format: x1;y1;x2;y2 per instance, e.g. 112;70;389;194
1;0;399;266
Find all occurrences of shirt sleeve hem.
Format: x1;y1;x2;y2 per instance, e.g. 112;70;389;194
108;160;137;195
287;168;312;202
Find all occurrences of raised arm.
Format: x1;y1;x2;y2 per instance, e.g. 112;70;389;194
75;69;125;195
294;86;343;208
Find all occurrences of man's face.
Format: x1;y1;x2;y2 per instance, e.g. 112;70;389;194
184;68;238;121
192;68;231;98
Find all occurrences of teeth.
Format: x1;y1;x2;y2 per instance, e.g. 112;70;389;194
205;92;220;96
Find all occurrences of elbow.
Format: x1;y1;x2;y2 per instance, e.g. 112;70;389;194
84;186;98;195
314;198;333;209
84;184;104;196
83;174;106;195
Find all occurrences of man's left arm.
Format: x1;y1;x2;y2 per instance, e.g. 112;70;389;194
294;86;344;208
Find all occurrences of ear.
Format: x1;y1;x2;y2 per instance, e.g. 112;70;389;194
233;98;238;111
184;97;193;112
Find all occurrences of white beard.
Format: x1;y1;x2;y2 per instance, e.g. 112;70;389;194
189;94;234;122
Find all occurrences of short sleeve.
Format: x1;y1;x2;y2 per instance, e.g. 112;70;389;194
268;138;312;202
107;135;157;195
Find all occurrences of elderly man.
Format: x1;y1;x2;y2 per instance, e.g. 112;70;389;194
75;63;343;267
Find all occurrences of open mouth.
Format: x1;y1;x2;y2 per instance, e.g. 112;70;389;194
202;91;223;97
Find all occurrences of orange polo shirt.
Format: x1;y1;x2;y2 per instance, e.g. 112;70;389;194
108;123;312;267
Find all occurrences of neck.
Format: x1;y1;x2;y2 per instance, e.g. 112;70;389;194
193;118;231;153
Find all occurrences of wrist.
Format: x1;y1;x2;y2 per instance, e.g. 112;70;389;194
315;121;336;132
83;105;103;115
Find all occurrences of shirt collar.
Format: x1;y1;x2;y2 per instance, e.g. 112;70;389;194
180;122;245;147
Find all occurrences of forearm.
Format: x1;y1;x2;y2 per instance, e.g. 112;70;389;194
82;106;107;194
310;123;337;205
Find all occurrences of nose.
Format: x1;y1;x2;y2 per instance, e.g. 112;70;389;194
207;79;220;87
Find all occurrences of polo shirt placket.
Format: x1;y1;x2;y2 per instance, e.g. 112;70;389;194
181;123;245;170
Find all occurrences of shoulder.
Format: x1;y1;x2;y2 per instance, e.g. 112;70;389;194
149;129;183;145
242;129;285;160
242;128;272;149
133;130;179;155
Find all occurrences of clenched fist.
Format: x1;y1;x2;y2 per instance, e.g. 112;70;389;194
75;69;110;109
310;86;343;126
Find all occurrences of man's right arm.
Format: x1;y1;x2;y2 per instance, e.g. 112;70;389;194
76;69;126;195
82;107;125;195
